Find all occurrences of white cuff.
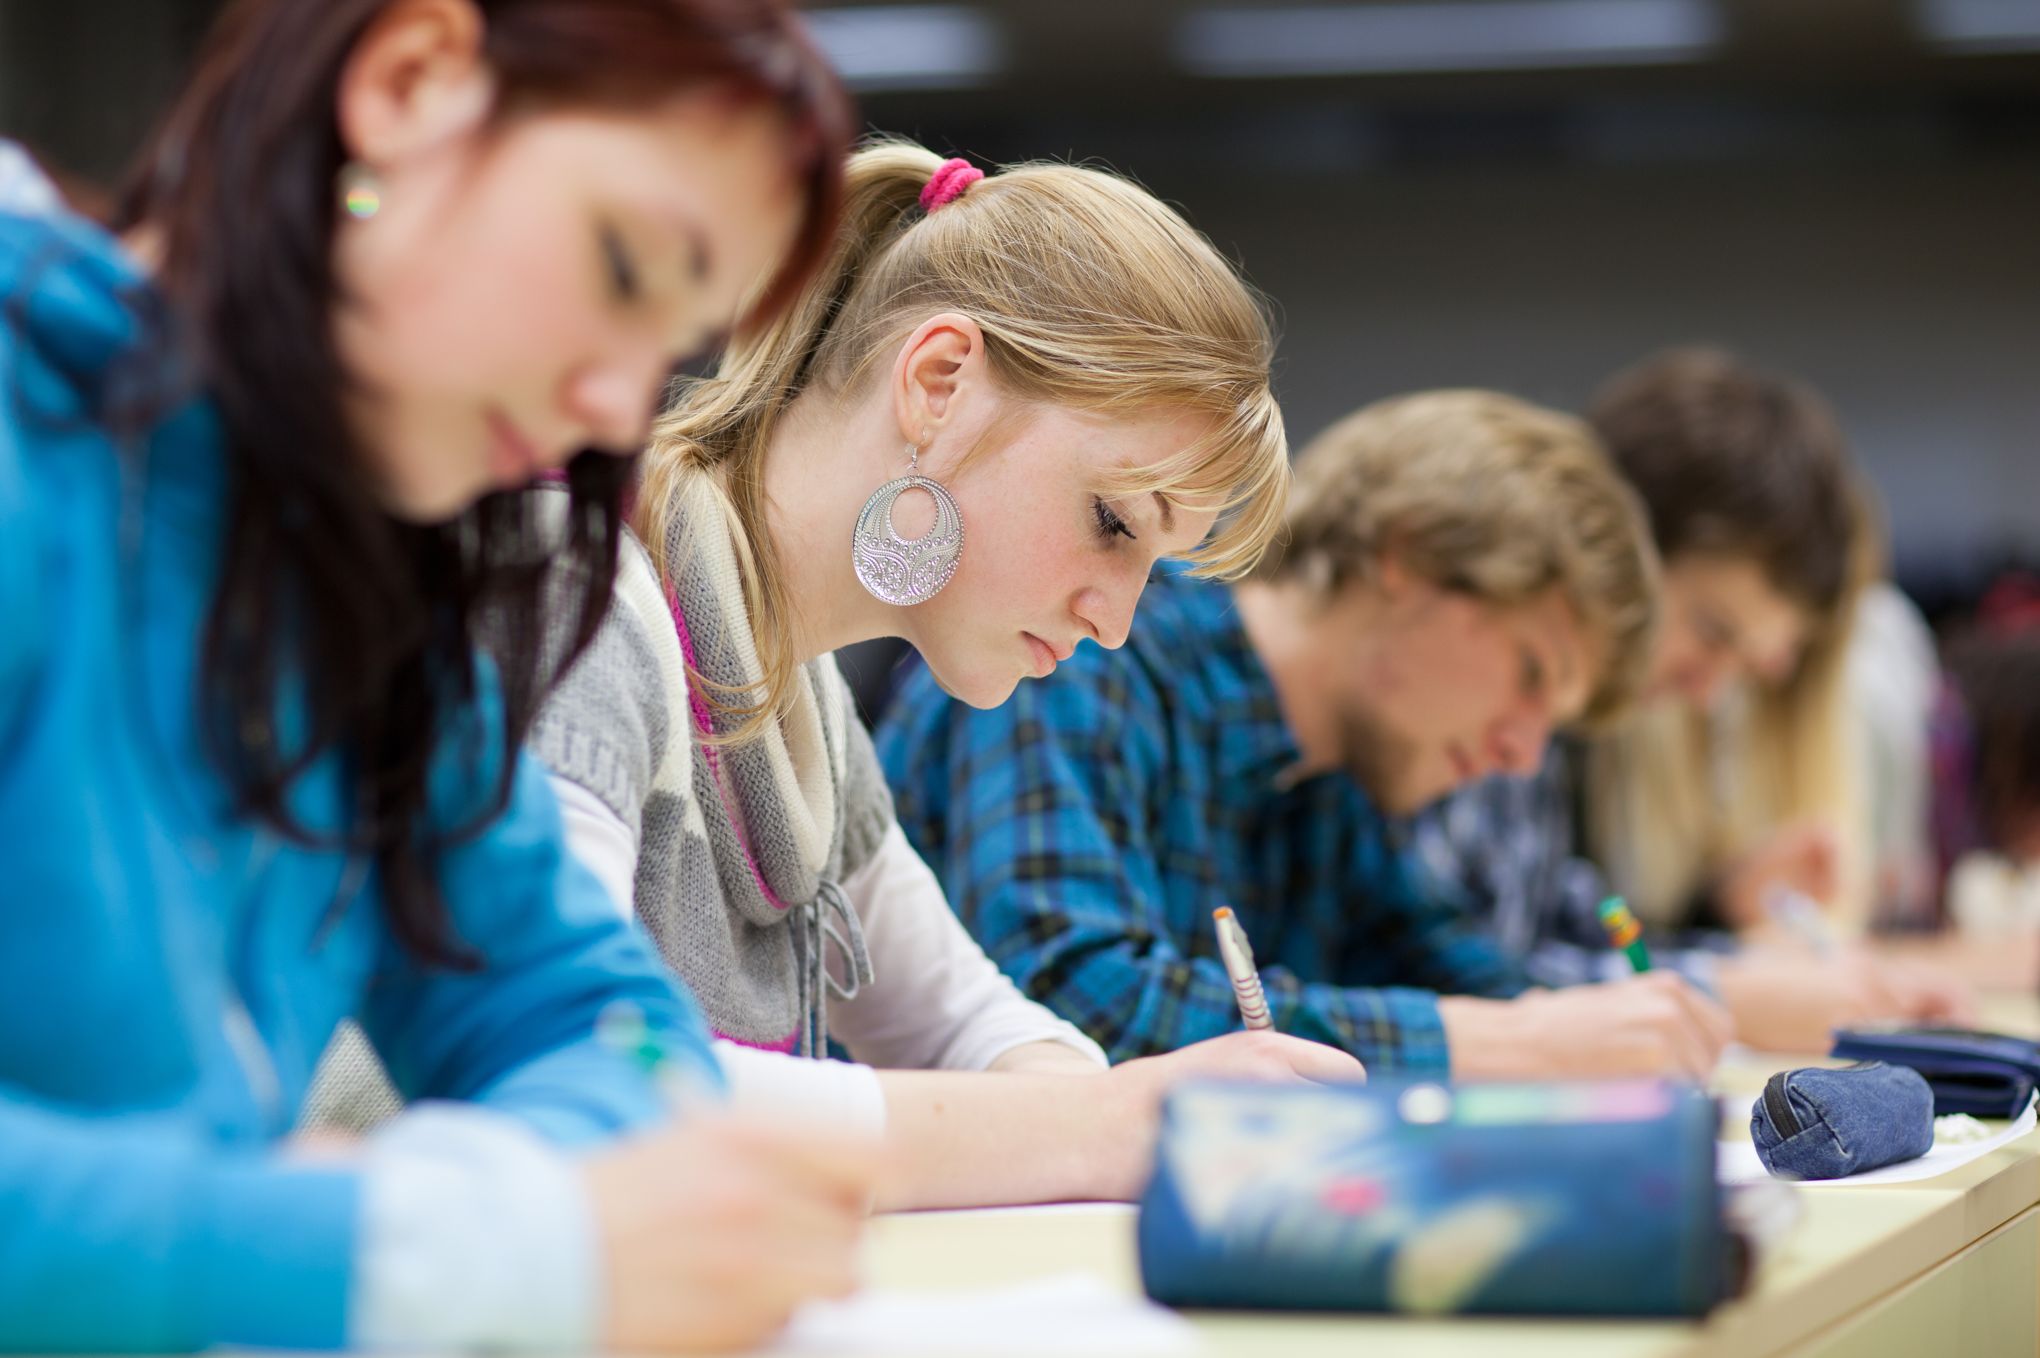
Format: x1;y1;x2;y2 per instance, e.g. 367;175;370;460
552;774;640;922
350;1103;600;1351
715;1041;889;1138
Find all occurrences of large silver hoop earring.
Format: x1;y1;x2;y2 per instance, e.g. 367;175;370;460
851;443;963;606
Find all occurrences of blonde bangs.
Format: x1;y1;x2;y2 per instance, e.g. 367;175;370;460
1093;391;1291;580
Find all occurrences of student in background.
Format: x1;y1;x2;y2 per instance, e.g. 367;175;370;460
1944;605;2040;868
1934;610;2040;928
1850;577;2040;989
1412;349;1971;1052
882;390;1736;1080
0;0;876;1351
1580;348;1877;933
512;137;1363;1213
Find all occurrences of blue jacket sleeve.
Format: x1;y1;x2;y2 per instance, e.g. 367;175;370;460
882;661;1454;1072
0;1090;360;1350
361;727;723;1146
0;331;44;748
0;241;367;1354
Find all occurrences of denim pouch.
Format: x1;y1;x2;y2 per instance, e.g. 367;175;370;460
1750;1061;1935;1181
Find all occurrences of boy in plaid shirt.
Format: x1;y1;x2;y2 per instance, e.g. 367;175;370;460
881;391;1732;1078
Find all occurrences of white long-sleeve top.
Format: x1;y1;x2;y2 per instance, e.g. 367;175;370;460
552;776;1107;1134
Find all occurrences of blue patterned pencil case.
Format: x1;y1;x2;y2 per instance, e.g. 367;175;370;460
1138;1078;1729;1317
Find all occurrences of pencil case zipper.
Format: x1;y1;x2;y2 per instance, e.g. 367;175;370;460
1761;1071;1801;1139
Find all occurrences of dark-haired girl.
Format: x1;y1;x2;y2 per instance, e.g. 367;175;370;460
0;0;872;1350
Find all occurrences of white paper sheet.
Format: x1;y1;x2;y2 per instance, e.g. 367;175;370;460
1718;1096;2037;1186
773;1272;1202;1355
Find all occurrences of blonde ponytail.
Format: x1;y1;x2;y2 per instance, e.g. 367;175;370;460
636;137;1289;741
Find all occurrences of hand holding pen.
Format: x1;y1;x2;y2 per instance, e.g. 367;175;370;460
587;1002;880;1349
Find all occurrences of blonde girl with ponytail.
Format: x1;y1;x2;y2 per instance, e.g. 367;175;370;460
528;138;1363;1211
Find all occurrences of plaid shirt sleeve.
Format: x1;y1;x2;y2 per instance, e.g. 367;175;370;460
1348;860;1529;1001
880;656;1456;1072
1409;758;1723;993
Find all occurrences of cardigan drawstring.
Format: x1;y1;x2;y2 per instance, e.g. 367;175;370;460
801;878;874;1055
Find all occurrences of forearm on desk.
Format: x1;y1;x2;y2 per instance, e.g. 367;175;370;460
715;1040;1121;1212
871;1068;1145;1211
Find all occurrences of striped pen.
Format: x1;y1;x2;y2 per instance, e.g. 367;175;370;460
1213;906;1274;1031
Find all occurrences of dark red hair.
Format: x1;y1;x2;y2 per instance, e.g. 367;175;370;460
113;0;852;966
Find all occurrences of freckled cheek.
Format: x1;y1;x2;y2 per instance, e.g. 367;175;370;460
944;520;1027;629
1000;553;1085;627
968;495;1076;582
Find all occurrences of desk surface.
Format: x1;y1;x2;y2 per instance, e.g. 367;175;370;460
857;993;2040;1358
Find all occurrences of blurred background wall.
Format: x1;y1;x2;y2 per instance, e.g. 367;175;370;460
7;0;2033;617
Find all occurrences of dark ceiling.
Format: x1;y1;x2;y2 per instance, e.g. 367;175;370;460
5;0;2036;182
808;0;2040;173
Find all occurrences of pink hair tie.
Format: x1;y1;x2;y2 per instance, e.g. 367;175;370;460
919;157;984;212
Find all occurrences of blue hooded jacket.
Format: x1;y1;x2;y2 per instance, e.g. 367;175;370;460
0;206;715;1349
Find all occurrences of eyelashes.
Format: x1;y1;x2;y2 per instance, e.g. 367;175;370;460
600;224;641;301
1092;497;1136;543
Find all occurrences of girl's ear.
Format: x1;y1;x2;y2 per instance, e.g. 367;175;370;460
335;0;496;168
889;311;987;446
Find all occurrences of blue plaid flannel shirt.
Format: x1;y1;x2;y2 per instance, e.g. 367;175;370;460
875;569;1528;1073
1407;745;1728;990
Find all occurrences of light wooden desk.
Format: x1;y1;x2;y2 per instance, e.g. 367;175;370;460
857;994;2040;1358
